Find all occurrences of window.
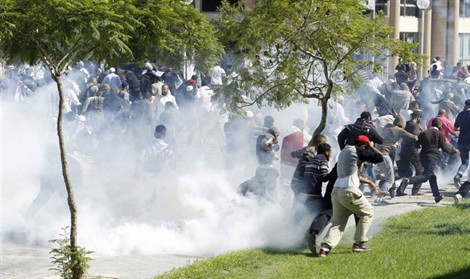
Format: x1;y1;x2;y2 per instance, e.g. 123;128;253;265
459;33;470;64
400;0;418;17
375;0;389;16
201;0;237;12
460;0;470;17
400;32;419;52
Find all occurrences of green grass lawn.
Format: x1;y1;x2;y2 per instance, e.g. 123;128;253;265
157;203;470;279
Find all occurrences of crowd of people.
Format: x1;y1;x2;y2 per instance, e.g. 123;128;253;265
1;56;470;257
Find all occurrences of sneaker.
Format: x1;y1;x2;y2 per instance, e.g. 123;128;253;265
306;233;317;255
319;243;330;257
411;191;424;196
454;174;462;189
352;242;371;252
454;194;463;205
435;195;443;203
376;191;386;198
396;191;408;197
389;187;396;198
374;198;383;205
398;178;409;195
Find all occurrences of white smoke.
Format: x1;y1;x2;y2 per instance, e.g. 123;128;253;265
2;62;463;260
1;69;317;257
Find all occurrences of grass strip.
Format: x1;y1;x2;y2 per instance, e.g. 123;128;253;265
157;203;470;279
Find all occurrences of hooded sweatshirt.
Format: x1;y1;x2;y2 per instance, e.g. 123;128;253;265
376;115;418;156
337;118;384;150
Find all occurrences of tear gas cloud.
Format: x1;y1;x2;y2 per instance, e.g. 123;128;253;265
1;66;320;257
1;64;463;257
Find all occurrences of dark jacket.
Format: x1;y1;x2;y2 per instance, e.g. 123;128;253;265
418;127;458;161
400;120;423;157
337;118;384;150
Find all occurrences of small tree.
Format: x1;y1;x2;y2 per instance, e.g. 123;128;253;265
0;1;222;278
217;0;422;144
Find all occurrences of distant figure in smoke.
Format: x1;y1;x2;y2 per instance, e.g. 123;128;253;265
210;62;226;87
141;125;175;176
25;144;85;218
197;79;216;144
118;81;131;104
140;63;160;98
238;126;281;200
102;67;122;90
224;111;257;171
125;70;143;102
155;84;179;122
159;101;178;148
433;92;460;124
79;77;99;112
280;118;310;189
81;84;106;134
161;67;181;99
390;82;414;117
129;92;155;150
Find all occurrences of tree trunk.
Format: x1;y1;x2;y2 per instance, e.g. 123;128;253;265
308;80;334;146
54;76;80;279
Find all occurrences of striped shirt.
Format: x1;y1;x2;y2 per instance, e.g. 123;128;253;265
302;153;330;196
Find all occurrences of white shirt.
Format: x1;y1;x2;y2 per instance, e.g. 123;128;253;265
144;138;174;174
210;65;226;86
102;73;122;89
155;94;178;120
429;61;443;72
199;85;214;112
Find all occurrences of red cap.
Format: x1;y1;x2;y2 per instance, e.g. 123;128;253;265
356;135;370;143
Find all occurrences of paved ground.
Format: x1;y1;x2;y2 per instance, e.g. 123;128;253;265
1;180;461;279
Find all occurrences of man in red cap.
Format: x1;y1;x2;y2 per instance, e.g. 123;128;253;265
319;135;383;257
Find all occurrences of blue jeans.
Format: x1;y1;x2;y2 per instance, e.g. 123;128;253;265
457;143;470;175
377;155;394;192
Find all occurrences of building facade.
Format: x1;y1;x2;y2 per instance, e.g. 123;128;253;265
377;0;470;75
192;0;470;75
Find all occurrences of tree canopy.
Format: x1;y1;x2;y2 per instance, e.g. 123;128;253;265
216;0;422;138
0;0;223;74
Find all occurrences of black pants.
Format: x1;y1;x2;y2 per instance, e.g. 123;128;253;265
456;181;470;198
397;153;423;193
408;156;441;198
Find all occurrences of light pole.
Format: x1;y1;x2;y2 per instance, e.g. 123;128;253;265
416;0;430;80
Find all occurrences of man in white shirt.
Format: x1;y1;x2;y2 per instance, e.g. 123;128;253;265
210;63;226;86
155;84;178;121
142;125;174;176
102;67;122;90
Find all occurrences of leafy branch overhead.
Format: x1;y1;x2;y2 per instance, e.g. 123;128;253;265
0;0;223;74
216;0;422;110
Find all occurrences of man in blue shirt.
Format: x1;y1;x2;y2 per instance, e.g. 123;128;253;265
453;99;470;189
